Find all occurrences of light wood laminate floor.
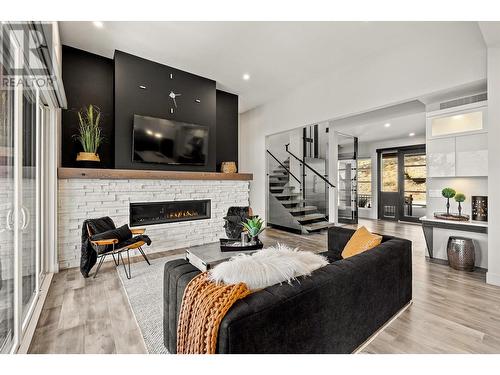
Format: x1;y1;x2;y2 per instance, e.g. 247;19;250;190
29;219;500;354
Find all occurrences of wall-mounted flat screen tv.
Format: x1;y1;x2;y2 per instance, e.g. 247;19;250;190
132;115;209;166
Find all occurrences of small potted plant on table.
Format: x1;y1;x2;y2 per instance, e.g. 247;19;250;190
242;217;265;243
441;187;456;216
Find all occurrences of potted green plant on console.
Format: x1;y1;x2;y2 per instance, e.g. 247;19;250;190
242;217;265;243
74;104;103;165
441;187;456;216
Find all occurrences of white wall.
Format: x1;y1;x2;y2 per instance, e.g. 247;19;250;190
240;26;486;222
266;131;290;163
487;46;500;285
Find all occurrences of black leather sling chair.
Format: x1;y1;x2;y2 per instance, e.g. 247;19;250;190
86;217;151;279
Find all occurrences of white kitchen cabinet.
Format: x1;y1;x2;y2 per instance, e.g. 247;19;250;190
426;102;487;140
427;137;456;177
455;133;488;177
426;102;488;178
427;134;488;177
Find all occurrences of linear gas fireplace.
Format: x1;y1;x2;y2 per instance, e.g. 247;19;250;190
129;199;211;227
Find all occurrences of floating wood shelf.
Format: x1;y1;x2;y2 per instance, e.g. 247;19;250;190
58;167;253;181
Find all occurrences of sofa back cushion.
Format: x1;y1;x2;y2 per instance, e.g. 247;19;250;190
327;226;394;262
341;226;382;259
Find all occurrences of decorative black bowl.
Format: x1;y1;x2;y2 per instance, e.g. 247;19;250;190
219;238;264;253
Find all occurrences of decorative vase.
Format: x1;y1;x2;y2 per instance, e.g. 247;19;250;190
76;152;100;162
221;161;237;173
241;232;248;245
446;198;450;216
458;202;462;217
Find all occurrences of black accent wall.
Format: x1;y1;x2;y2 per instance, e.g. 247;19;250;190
61;47;238;172
61;46;114;169
216;90;239;170
114;50;216;171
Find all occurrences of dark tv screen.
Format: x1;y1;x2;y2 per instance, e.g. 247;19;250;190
132;115;209;166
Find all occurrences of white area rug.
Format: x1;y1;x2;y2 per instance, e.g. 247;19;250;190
117;254;183;354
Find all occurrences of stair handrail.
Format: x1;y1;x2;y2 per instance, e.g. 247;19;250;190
285;144;335;188
266;150;301;185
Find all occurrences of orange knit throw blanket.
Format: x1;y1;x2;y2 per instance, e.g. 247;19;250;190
177;272;251;354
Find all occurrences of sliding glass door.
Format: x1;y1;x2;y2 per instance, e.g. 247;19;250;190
0;23;50;353
21;87;39;322
0;45;16;353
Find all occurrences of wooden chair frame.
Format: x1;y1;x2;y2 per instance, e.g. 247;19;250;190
87;225;151;279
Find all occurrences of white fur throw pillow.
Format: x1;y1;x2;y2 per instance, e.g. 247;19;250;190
208;243;328;291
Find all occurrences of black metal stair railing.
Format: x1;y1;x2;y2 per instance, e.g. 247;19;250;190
285;144;335;188
266;149;301;185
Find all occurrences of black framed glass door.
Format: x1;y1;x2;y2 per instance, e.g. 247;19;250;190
401;151;426;222
378;152;399;220
377;145;426;222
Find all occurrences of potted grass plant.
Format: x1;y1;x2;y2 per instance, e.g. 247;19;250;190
74;104;103;163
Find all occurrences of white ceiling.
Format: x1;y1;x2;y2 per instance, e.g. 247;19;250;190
333;101;426;143
339;112;426;144
59;21;485;113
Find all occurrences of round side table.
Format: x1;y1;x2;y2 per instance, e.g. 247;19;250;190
447;236;475;272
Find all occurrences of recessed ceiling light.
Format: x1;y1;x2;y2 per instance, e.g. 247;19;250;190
384;123;391;128
93;21;104;28
146;130;153;135
242;73;250;81
409;132;415;137
154;133;162;138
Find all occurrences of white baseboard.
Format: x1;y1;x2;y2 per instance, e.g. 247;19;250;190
353;300;413;354
17;272;54;354
486;272;500;286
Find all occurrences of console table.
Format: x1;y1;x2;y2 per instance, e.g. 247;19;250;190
420;216;488;258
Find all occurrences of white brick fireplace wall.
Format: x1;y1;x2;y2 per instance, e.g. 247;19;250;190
58;179;250;269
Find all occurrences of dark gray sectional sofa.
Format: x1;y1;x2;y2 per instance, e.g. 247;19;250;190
163;226;412;353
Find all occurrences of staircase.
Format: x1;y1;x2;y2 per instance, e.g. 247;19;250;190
268;158;331;233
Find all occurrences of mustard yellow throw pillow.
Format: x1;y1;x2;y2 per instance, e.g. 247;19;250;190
341;226;382;259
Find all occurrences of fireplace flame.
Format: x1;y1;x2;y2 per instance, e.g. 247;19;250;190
166;210;200;219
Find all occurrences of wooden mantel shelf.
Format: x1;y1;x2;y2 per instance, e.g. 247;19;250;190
58;167;253;181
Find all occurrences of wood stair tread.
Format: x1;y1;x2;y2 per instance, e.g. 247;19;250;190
294;213;326;221
273;193;302;198
302;221;333;232
287;206;318;213
270;186;296;191
280;199;305;204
